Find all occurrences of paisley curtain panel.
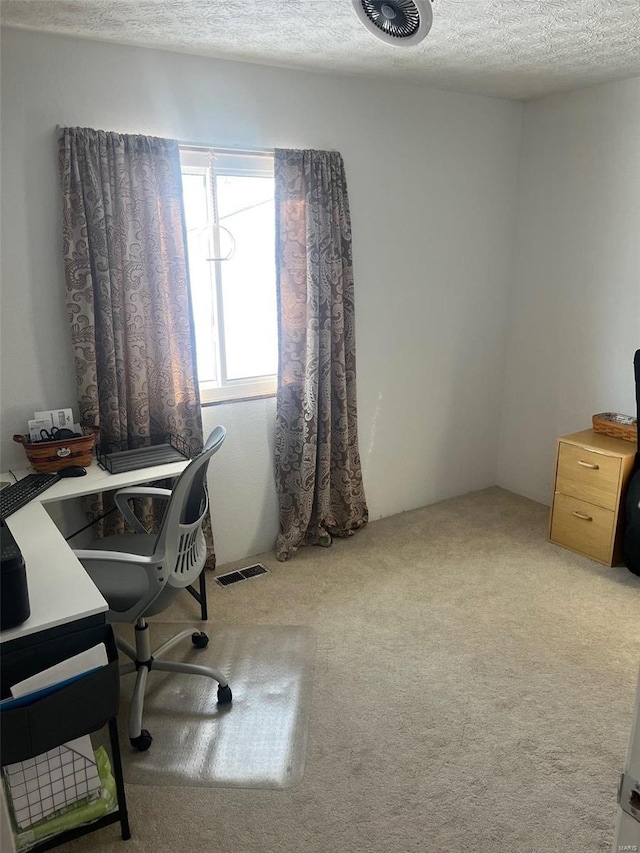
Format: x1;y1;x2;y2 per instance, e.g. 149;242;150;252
274;148;369;561
58;127;214;560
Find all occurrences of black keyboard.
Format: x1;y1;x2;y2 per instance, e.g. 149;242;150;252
0;473;60;519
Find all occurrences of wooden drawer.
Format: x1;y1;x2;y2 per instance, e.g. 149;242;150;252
550;493;615;564
556;442;621;511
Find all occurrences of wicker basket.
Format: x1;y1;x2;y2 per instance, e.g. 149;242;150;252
592;413;637;443
13;426;100;473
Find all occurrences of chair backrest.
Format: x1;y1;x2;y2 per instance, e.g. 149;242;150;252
155;425;226;589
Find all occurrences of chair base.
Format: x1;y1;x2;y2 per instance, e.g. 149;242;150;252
118;619;232;751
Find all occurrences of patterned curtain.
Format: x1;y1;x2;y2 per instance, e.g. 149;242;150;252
274;149;368;561
58;127;213;561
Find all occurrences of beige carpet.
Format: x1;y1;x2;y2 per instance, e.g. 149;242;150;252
67;487;640;853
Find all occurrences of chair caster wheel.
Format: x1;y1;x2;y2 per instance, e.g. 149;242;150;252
191;631;209;649
217;684;232;704
130;730;153;751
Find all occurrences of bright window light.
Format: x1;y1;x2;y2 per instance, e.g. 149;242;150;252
180;148;277;403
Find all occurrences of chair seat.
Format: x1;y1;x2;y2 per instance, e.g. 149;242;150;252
88;533;158;556
84;534;157;615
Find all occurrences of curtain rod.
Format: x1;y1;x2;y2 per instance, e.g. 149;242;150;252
178;141;274;156
56;127;274;156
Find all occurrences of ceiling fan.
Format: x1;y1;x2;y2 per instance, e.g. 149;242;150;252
351;0;434;47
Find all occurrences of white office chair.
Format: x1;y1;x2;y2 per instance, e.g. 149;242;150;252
74;426;231;751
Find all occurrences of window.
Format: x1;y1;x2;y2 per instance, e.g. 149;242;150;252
180;147;278;403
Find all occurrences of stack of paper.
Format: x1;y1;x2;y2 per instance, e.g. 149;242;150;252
8;645;108;701
26;409;75;443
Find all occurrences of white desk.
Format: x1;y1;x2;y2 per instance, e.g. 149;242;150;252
1;461;192;852
0;460;190;645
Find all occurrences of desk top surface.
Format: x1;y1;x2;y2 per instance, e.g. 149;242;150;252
0;459;190;644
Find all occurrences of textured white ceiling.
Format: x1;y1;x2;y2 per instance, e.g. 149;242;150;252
2;0;640;100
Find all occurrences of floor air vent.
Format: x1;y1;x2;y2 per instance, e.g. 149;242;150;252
215;563;268;587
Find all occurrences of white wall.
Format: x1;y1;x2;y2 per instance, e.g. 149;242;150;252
498;78;640;505
0;29;523;563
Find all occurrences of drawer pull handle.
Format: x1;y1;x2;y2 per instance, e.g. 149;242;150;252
572;511;593;521
577;460;599;470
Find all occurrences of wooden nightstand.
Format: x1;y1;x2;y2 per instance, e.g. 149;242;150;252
549;429;636;566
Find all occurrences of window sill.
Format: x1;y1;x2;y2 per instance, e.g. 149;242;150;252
201;391;276;407
199;378;277;406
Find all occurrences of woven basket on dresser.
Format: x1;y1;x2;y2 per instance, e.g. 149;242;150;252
592;413;638;443
13;426;100;473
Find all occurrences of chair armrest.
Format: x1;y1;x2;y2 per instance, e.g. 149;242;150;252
115;488;172;500
73;549;155;565
114;487;172;534
74;548;169;622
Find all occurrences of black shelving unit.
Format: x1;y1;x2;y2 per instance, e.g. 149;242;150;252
1;622;130;850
